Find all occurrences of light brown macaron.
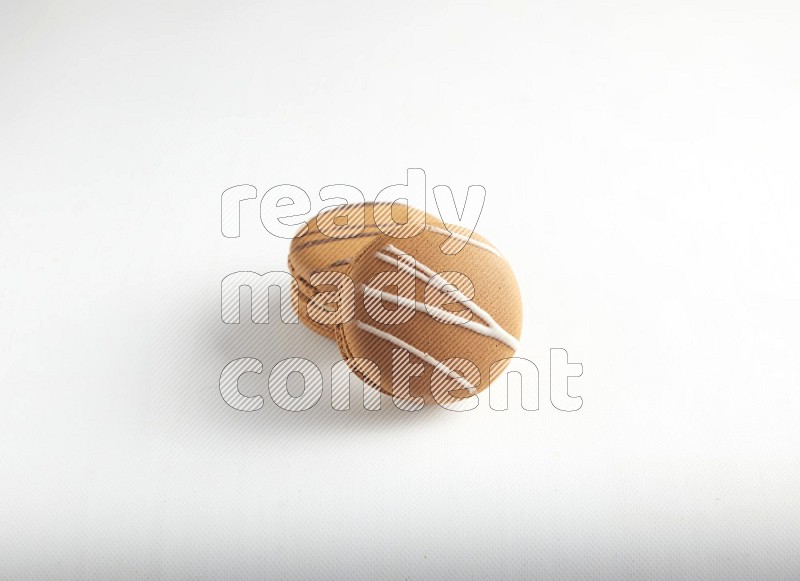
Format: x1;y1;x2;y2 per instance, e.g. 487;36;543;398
288;202;440;338
333;227;523;406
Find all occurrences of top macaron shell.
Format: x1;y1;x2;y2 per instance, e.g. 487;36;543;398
334;228;523;404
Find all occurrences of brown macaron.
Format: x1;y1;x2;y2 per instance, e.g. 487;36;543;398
333;227;523;406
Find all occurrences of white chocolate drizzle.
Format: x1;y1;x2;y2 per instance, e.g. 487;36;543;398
370;245;519;351
424;224;500;256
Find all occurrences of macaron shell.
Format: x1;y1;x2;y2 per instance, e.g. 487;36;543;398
334;228;522;404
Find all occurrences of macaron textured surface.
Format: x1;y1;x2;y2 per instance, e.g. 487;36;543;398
333;227;522;404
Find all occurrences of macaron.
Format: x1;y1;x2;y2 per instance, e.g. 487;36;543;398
333;227;522;405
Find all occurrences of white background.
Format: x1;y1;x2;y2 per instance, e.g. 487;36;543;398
1;1;799;579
